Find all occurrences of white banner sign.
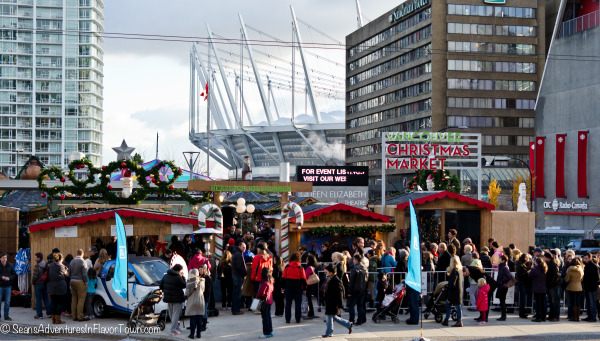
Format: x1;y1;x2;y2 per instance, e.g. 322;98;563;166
171;224;194;235
298;186;368;208
111;224;133;237
55;226;77;238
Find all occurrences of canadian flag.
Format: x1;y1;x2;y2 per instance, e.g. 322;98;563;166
556;134;566;198
200;82;208;101
529;142;535;199
578;131;588;198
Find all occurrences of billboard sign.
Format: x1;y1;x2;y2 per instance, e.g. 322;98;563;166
297;166;368;187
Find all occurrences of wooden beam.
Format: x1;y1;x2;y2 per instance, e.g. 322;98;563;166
188;180;312;193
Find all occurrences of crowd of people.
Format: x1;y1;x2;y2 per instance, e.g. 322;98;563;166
1;223;600;339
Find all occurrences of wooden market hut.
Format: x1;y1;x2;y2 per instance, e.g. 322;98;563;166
281;203;392;255
28;208;205;258
370;191;534;252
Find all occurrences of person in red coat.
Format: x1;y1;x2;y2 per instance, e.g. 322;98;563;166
476;278;490;325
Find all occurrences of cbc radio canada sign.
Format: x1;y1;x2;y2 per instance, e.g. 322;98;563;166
543;198;589;211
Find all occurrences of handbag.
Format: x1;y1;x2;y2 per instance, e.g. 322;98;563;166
250;298;263;313
504;273;517;288
307;267;320;285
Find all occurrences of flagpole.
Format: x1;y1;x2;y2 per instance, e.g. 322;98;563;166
206;38;211;178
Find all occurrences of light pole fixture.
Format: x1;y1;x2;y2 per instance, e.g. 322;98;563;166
235;197;255;231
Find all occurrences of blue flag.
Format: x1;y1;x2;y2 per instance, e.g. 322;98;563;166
405;199;421;293
112;213;128;299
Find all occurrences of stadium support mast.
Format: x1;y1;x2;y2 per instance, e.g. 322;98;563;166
355;0;364;28
290;5;321;124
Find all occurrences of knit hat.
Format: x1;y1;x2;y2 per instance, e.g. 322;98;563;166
228;238;235;246
544;252;553;259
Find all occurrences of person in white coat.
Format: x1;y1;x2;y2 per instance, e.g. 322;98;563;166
185;269;206;339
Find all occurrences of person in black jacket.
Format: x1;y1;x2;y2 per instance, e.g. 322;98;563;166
479;247;493;269
464;266;498;322
159;264;186;336
198;265;212;332
0;252;16;320
320;242;332;263
544;252;561;321
495;255;511;321
516;253;533;318
323;264;352;338
348;255;367;325
583;253;599;322
231;240;247;315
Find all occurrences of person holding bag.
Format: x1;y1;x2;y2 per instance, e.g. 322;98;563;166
305;255;320;319
185;269;205;339
256;267;274;339
495;255;512;321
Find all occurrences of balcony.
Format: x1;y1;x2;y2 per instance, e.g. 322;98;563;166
560;10;600;37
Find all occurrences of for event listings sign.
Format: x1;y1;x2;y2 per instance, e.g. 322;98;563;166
297;166;369;208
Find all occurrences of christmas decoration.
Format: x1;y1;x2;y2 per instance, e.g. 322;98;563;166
309;224;396;237
281;202;304;263
406;169;460;193
197;204;223;259
37;158;209;205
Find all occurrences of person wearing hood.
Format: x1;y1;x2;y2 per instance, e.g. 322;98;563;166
189;248;211;273
159;264;187;336
282;252;306;324
251;243;273;290
185;269;205;339
348;254;367;325
564;257;584;322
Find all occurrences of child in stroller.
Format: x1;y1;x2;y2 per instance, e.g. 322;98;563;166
423;281;457;323
128;289;166;331
372;275;406;324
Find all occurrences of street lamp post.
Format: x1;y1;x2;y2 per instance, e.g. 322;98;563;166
12;149;24;177
235;198;255;232
485;156;533;211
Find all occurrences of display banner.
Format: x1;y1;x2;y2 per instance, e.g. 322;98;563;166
578;131;588;197
529;142;536;199
535;137;545;198
556;134;566;198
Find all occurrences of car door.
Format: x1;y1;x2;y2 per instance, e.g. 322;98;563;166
104;263;146;311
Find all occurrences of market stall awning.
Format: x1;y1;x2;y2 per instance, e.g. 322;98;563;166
388;191;495;211
29;208;210;232
266;203;390;223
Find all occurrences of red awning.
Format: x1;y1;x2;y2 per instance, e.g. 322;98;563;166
395;191;495;211
29;209;209;233
291;203;390;223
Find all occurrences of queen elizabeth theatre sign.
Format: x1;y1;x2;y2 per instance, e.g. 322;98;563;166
380;132;483;209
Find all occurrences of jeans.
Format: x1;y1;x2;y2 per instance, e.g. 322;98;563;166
445;303;462;322
189;315;202;337
70;281;87;320
407;286;420;323
167;303;183;333
325;314;351;336
347;293;365;324
284;288;302;323
261;303;273;335
518;282;532;315
0;286;11;318
85;293;94;317
231;275;244;313
586;290;597;320
547;285;560;320
534;293;547;321
34;284;51;317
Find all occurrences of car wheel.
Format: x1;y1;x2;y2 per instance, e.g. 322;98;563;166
93;296;107;318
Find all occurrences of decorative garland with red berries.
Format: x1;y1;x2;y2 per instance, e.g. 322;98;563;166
37;158;208;205
406;169;461;194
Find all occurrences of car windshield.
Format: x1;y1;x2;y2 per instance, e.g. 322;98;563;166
131;260;169;286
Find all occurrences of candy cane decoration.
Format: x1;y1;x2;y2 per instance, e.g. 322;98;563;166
197;204;223;259
281;202;304;263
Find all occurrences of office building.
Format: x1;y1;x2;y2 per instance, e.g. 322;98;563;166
346;0;544;195
0;0;104;177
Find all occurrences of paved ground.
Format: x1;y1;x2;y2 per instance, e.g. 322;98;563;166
1;306;599;340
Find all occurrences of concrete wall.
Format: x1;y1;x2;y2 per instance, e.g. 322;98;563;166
535;25;600;230
490;211;535;252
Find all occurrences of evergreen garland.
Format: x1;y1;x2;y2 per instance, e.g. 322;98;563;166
406;169;461;193
37;158;209;205
308;224;396;236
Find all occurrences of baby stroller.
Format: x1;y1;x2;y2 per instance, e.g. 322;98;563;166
128;289;166;331
423;281;457;323
372;283;406;324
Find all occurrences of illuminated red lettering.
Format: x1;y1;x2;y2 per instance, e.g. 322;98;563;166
386;159;398;169
409;144;418;156
461;145;470;156
410;158;418;169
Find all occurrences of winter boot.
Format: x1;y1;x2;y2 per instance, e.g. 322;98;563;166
55;315;65;324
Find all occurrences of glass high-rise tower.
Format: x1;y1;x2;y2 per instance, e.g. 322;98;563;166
0;0;103;177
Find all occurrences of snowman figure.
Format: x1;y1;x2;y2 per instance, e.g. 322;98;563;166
121;168;133;198
426;174;435;191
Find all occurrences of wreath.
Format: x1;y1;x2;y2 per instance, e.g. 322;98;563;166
38;158;208;205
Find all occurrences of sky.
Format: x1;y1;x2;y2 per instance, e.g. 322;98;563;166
101;0;401;177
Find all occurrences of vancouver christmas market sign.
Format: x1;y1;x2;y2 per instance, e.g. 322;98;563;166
383;132;481;171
